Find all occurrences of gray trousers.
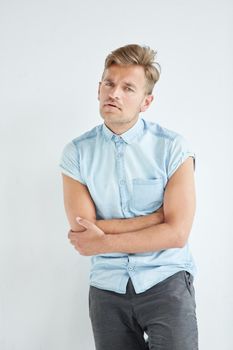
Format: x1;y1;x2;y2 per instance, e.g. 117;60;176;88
89;270;198;350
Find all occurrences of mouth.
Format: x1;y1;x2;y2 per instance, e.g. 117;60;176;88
104;103;121;110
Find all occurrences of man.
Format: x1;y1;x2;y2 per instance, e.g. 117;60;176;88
59;44;198;349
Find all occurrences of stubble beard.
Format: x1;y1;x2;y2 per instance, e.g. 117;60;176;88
100;107;140;126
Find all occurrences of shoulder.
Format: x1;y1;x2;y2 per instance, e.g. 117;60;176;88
71;123;102;146
61;123;103;158
142;118;184;142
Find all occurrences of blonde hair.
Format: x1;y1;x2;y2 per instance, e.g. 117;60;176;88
102;44;161;95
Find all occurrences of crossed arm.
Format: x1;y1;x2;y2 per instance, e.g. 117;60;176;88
61;156;196;255
97;208;164;233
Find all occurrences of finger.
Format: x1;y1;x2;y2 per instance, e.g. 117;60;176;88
68;231;77;239
68;230;84;239
76;217;94;230
70;239;78;246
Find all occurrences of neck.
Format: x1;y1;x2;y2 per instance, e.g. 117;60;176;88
104;117;139;135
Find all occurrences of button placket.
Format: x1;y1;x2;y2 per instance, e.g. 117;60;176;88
128;254;135;273
113;137;129;215
127;262;136;275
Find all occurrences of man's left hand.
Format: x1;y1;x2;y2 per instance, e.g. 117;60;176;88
68;217;109;256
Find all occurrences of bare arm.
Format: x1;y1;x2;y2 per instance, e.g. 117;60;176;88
104;157;196;253
61;174;96;232
61;174;164;234
96;207;164;234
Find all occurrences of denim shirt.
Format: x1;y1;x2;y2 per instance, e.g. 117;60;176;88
59;117;197;294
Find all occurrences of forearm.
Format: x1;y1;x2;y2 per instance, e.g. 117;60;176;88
104;222;183;253
96;211;163;234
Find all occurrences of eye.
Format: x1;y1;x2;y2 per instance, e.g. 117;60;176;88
104;81;113;87
125;86;134;92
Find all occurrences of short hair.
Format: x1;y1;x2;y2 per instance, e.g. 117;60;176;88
102;44;161;95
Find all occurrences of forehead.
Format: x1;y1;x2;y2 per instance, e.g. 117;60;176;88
103;64;146;86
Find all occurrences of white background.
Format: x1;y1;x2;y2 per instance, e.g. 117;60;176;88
0;0;232;349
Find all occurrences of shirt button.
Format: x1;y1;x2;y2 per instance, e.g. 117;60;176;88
114;136;121;143
120;179;125;186
128;266;135;271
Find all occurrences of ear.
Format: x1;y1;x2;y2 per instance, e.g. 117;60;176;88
140;94;154;113
98;82;101;101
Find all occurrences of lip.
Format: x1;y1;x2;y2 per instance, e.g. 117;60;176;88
104;103;121;110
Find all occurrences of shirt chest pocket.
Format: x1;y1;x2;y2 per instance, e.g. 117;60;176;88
131;178;164;212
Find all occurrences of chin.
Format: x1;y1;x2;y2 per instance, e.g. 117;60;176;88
100;111;133;125
100;113;118;123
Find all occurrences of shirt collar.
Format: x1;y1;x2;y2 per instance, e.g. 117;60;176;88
102;117;145;144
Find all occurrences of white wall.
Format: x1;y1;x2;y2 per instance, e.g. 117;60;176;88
1;0;232;349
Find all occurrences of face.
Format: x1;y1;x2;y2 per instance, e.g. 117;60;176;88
98;64;153;131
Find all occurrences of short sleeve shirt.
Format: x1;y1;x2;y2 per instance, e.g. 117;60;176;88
59;117;197;294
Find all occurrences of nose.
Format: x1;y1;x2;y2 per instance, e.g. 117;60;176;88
108;85;121;100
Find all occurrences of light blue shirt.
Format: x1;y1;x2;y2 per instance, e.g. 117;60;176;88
59;117;197;294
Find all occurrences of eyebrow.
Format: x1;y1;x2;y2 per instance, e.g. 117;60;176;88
103;78;137;89
124;82;137;89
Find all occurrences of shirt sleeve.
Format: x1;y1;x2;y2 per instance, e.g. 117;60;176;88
59;141;86;185
167;134;196;180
